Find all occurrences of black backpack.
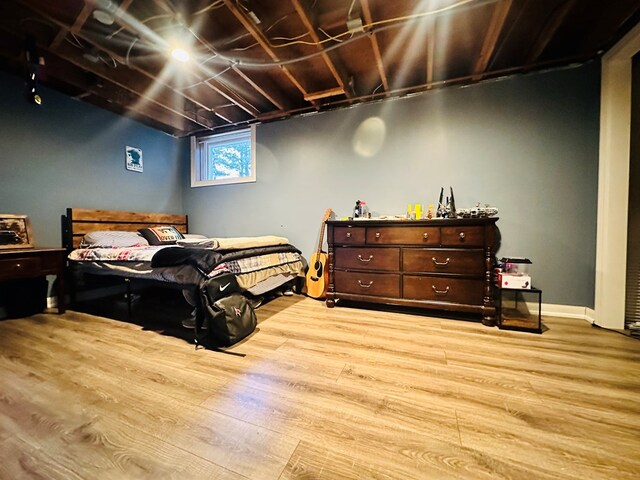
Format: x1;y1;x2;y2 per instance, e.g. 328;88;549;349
195;274;257;351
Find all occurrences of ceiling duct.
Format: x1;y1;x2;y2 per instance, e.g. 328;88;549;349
92;0;119;25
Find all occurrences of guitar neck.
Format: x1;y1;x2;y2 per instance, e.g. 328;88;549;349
315;209;331;255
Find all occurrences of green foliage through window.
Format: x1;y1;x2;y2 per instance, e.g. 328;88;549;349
191;127;256;187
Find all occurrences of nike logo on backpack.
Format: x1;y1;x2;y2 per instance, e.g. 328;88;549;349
220;282;231;292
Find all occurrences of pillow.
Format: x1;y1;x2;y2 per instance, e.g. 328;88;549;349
138;226;185;245
81;230;149;248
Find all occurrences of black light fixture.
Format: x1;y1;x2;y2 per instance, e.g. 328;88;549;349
24;36;42;105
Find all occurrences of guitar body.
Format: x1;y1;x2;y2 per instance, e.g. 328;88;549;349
306;208;332;300
306;251;328;299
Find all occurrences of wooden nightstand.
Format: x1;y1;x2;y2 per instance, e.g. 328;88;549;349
0;247;66;313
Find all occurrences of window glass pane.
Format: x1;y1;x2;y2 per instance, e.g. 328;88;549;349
207;139;252;180
191;126;256;187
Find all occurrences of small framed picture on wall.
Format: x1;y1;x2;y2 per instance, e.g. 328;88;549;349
0;214;34;249
125;146;143;172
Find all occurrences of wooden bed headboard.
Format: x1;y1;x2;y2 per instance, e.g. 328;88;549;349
63;208;188;250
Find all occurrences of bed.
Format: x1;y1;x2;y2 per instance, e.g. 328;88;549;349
63;208;306;314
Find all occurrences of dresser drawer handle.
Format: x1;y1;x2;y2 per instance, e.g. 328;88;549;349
346;232;352;238
423;233;429;239
459;232;466;240
358;280;374;288
375;232;381;239
432;285;450;295
432;257;450;266
357;254;374;262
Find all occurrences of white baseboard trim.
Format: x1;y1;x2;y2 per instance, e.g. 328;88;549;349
516;301;594;323
540;303;591;321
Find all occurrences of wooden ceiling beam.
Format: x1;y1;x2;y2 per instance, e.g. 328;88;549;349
360;0;388;94
201;79;258;118
473;0;513;80
289;0;349;97
51;41;217;131
0;26;196;135
50;0;134;50
303;86;345;102
221;0;311;102
49;2;92;49
526;0;578;63
231;65;285;111
14;0;219;131
178;32;261;119
11;24;214;132
426;24;435;89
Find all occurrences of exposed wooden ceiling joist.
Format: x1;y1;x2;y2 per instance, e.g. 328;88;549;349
290;0;349;98
360;0;389;94
0;0;637;137
473;0;513;80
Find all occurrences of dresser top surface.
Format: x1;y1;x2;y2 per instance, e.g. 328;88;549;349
327;218;499;227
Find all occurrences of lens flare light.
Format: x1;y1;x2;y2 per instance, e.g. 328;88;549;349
171;47;190;62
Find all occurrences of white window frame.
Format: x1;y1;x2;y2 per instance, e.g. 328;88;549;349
190;125;256;187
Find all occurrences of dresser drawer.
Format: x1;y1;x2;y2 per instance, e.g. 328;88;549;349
333;227;365;244
441;226;485;247
403;276;484;304
334;271;400;297
334;247;400;271
403;248;485;274
366;226;440;245
0;257;42;281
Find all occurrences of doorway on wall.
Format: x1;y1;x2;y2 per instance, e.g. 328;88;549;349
626;53;640;334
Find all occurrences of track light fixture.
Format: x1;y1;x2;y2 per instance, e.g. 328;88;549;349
24;36;42;106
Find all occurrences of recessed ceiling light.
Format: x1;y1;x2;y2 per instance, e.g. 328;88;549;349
92;9;115;25
171;48;190;62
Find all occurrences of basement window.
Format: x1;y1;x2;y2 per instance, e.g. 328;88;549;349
191;126;256;187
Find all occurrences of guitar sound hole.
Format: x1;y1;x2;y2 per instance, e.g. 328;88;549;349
314;262;324;276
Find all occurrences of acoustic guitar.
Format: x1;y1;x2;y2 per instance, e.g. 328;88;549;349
306;208;332;299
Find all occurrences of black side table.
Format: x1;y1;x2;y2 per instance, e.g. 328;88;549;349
497;286;542;333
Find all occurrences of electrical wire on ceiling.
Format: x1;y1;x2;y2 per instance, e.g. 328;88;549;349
107;14;172;40
213;0;499;68
192;0;225;16
267;0;482;48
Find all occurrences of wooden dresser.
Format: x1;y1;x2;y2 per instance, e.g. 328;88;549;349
0;247;66;313
326;218;499;325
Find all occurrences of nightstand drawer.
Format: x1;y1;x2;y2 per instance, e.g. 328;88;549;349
335;271;400;297
403;276;484;304
334;247;400;271
0;257;42;280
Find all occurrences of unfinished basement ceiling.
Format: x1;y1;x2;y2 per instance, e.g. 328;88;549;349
1;0;639;137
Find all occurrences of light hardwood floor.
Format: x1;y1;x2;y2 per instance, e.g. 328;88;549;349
1;295;639;479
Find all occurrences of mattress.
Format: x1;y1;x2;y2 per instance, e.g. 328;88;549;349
68;245;305;290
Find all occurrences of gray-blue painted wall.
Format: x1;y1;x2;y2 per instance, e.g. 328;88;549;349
185;62;600;308
0;61;600;309
0;70;184;248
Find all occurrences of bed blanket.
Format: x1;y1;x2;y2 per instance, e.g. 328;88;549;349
177;235;289;250
150;244;301;272
68;245;167;262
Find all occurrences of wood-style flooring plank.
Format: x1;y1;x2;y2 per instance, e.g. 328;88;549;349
1;296;639;479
